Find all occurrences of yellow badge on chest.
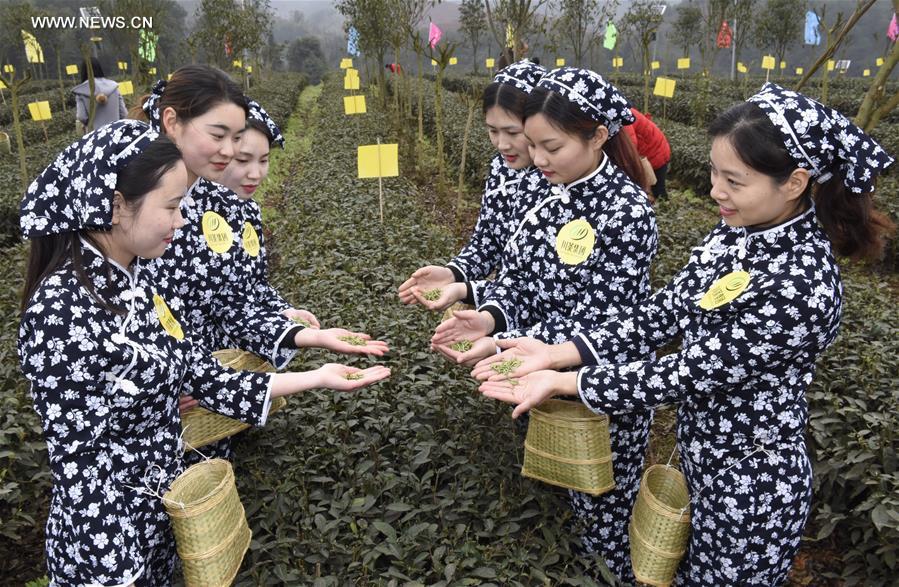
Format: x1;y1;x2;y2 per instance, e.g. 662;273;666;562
153;294;185;340
699;271;751;310
556;219;595;265
242;222;260;257
202;211;233;253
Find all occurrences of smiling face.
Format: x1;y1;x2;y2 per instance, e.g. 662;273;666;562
524;113;607;184
110;160;189;264
709;137;810;228
220;127;270;199
485;105;532;170
162;102;246;184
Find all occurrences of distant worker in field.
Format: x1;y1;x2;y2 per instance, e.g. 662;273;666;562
623;106;671;200
385;62;403;74
72;57;128;135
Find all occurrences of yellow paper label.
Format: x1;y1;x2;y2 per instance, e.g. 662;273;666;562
153;294;185;340
202;211;233;253
242;222;260;257
699;271;750;310
556;219;595;265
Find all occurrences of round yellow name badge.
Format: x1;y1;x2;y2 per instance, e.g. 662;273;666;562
698;271;751;310
153;294;185;340
242;222;260;258
202;211;233;254
556;219;595;265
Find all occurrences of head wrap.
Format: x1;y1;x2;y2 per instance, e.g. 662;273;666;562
536;67;634;137
747;83;894;194
142;78;166;131
247;99;285;148
20;120;160;239
493;59;546;94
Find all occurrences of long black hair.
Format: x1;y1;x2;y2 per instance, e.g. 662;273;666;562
22;137;183;313
524;87;650;197
709;101;894;261
79;57;105;83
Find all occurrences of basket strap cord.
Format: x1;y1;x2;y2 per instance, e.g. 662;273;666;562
670;435;797;517
121;426;212;510
122;462;186;510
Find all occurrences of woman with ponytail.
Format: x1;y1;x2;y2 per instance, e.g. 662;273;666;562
473;83;894;584
431;68;658;582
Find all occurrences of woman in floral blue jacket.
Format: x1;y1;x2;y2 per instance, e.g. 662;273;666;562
475;83;894;584
398;60;546;311
18;121;390;586
432;67;657;583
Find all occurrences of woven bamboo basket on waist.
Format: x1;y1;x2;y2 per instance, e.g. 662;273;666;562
629;464;692;587
181;349;286;452
164;458;250;587
521;399;615;496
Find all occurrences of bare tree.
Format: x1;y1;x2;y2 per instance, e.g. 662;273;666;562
753;0;804;67
550;0;618;67
484;0;547;62
672;2;702;59
459;0;486;72
621;0;665;112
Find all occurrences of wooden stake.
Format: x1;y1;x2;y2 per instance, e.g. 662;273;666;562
377;137;384;224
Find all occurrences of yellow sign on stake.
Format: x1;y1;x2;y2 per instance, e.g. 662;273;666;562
358;144;399;179
344;95;367;115
3;64;14;73
486;58;495;68
65;64;78;75
827;60;835;72
863;69;871;77
232;59;242;68
761;56;775;70
340;58;353;69
149;67;157;75
556;58;565;66
653;77;676;98
677;57;690;70
876;57;884;67
117;61;128;71
449;57;458;65
737;62;748;74
431;59;437;66
28;101;52;121
795;67;804;75
651;61;660;70
613;57;623;68
118;81;134;96
780;60;786;70
0;79;5;89
344;75;360;90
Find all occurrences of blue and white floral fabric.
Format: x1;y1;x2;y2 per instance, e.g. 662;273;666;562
573;208;842;584
748;82;893;194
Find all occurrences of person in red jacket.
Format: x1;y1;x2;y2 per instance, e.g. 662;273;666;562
623;107;671;199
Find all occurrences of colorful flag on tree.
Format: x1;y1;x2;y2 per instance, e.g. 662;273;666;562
603;22;618;50
22;31;44;64
139;29;158;62
429;22;442;48
717;20;732;48
888;13;898;42
347;26;360;57
804;11;821;46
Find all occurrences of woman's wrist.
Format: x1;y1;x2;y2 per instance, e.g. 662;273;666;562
549;341;581;370
554;371;579;397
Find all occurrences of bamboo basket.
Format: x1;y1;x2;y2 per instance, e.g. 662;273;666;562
630;464;692;587
440;302;474;323
181;350;286;452
522;399;615;495
164;459;251;587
